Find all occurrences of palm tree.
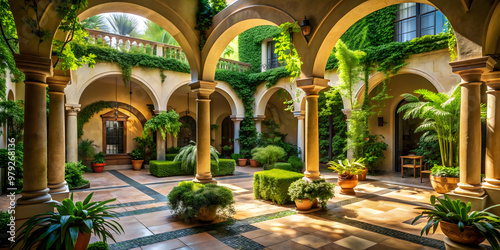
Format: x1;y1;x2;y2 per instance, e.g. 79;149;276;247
142;21;178;46
398;86;461;168
173;141;219;171
104;13;140;36
80;15;106;30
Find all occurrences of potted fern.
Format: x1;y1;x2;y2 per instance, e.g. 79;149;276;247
413;195;500;248
91;152;106;173
173;141;219;173
13;193;124;250
327;158;365;195
130;148;144;171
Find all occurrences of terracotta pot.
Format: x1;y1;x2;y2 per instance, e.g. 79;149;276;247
338;175;358;195
91;163;106;173
440;221;485;245
295;198;313;211
197;205;217;222
74;231;91;250
238;159;247;166
250;159;259;167
131;159;144;171
430;176;459;194
312;198;319;208
357;168;368;181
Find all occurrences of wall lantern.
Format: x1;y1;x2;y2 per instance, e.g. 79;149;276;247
301;16;311;38
378;117;385;127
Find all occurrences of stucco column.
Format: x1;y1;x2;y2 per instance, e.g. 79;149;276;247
254;115;265;133
154;110;166;161
231;115;244;154
483;71;500;188
450;57;495;197
47;76;70;201
65;104;81;163
294;111;305;160
297;77;329;181
14;54;53;205
190;81;217;183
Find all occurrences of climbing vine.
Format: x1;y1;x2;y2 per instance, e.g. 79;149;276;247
445;21;457;62
195;0;227;50
273;22;302;82
238;26;281;73
77;101;112;138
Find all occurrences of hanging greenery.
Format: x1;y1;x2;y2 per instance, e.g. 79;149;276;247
238;26;281;73
77;101;112;138
195;0;227;50
445;22;457;62
143;110;183;140
273;22;302;82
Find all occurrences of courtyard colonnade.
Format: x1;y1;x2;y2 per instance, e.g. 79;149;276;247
6;0;500;229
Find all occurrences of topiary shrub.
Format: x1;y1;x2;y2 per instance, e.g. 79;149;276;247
253;169;304;205
165;154;178;161
65;161;90;189
149;160;234;177
288;156;304;172
212;159;235;176
251;145;286;168
274;162;302;173
87;241;109;250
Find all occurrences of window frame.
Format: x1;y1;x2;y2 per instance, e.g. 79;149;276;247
101;109;129;155
394;3;442;42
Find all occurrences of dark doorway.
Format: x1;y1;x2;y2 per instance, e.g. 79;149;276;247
178;116;196;148
221;116;234;156
395;99;422;172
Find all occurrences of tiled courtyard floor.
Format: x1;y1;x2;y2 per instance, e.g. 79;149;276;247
1;166;492;250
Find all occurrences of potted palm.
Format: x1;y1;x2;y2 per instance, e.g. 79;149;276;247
167;181;235;223
288;179;335;211
91;152;106;173
130;148;144;170
327;158;365;195
13;193;124;250
412;195;500;248
429;165;459;193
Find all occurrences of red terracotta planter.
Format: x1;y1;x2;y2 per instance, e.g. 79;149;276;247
250;159;259;167
74;232;91;250
238;159;247;166
91;163;106;173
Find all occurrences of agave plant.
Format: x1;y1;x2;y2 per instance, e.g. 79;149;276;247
173;141;220;171
327;158;366;179
412;195;500;249
398;86;461;168
14;193;124;250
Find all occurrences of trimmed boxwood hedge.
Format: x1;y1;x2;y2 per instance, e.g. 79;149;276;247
253;169;304;205
263;162;302;173
165;154;177;161
149;159;235;177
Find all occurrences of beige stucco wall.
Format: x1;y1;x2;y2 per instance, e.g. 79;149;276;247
263;91;298;145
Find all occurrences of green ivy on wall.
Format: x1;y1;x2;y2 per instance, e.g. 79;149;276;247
77;101;112;138
71;43;190;84
238;26;281;73
318;89;347;162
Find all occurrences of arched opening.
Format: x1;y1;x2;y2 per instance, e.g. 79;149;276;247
394;99;424;172
220;116;234;158
7;90;14;101
178;116;196;148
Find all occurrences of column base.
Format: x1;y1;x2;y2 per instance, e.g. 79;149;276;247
48;183;70;202
444;237;485;250
446;191;488;211
302;175;322;181
453;182;485;197
13;200;58;249
17;188;52;205
482;185;500;216
193;175;218;184
482;178;500;188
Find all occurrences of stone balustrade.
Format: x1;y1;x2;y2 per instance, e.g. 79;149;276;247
86;29;251;72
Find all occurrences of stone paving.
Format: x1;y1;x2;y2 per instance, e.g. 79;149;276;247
0;165;493;250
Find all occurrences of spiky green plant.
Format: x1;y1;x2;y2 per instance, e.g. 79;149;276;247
143;110;183;140
327;158;366;179
13;193;124;250
80;15;106;30
104;13;140;36
412;195;500;249
141;21;178;46
398;86;460;167
173;141;219;171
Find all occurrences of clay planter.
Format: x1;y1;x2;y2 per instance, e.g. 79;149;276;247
132;160;144;171
91;163;106;173
74;232;91;250
250;159;259;167
238;159;248;166
338;175;358;195
430;176;459;194
440;221;485;245
357;168;368;181
295;198;313;211
197;206;217;222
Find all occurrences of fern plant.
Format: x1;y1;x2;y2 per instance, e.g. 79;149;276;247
143;110;182;140
173;141;220;171
398;86;461;167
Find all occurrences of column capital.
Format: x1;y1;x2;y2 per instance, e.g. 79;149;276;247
14;54;52;84
293;111;305;119
296;77;329;95
47;75;70;94
449;56;496;83
65;104;81;116
189;80;217;99
253;115;265;121
230;115;244;123
482;71;500;91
